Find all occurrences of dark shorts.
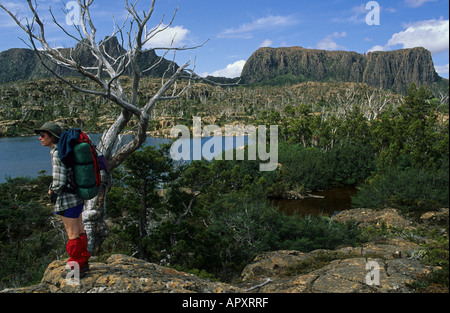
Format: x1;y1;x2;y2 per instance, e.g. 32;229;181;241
56;203;84;218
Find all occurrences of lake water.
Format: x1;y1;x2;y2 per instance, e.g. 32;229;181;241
0;134;169;183
272;186;357;216
0;134;252;183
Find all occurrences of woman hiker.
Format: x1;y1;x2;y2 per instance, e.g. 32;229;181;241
35;121;90;277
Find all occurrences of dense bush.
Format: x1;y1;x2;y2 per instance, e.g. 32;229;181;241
273;140;376;193
0;176;66;289
408;238;449;293
352;157;449;213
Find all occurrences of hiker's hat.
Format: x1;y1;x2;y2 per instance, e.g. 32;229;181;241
34;121;62;139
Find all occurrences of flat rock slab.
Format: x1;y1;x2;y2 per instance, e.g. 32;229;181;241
4;254;243;293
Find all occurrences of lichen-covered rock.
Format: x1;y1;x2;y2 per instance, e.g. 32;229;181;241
240;250;305;282
333;208;415;230
239;238;438;293
420;208;449;236
3;254;243;293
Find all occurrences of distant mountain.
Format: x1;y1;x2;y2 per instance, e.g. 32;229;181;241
0;36;178;84
241;46;446;93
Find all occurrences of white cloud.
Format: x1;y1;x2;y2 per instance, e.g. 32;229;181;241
369;19;449;54
404;0;437;8
144;24;190;49
260;39;273;48
388;19;449;53
201;60;246;78
316;32;347;50
435;63;449;75
368;45;385;52
218;15;297;39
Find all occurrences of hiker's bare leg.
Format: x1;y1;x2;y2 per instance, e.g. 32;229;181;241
77;214;86;236
60;216;81;239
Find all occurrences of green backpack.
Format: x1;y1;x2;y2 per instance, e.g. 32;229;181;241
59;129;104;200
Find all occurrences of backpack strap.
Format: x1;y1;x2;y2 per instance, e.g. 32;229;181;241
79;131;102;187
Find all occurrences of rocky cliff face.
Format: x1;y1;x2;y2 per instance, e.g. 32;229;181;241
362;48;440;92
241;47;442;93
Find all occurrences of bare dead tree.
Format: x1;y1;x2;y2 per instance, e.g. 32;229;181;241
363;88;392;121
435;85;449;106
1;0;203;253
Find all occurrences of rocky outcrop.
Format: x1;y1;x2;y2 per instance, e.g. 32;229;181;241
334;207;449;236
419;208;449;233
2;208;446;293
4;238;436;294
238;207;443;293
333;208;415;230
239;238;436;293
241;46;443;93
3;254;243;293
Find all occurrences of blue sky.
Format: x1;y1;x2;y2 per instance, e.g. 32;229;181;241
0;0;449;78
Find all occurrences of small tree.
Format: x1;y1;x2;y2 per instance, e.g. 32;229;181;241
121;144;175;257
1;0;202;253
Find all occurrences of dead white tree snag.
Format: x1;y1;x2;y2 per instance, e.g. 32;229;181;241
1;0;202;253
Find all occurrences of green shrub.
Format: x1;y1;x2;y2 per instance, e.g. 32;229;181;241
408;239;449;293
0;176;65;289
352;157;449;213
275;141;376;193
